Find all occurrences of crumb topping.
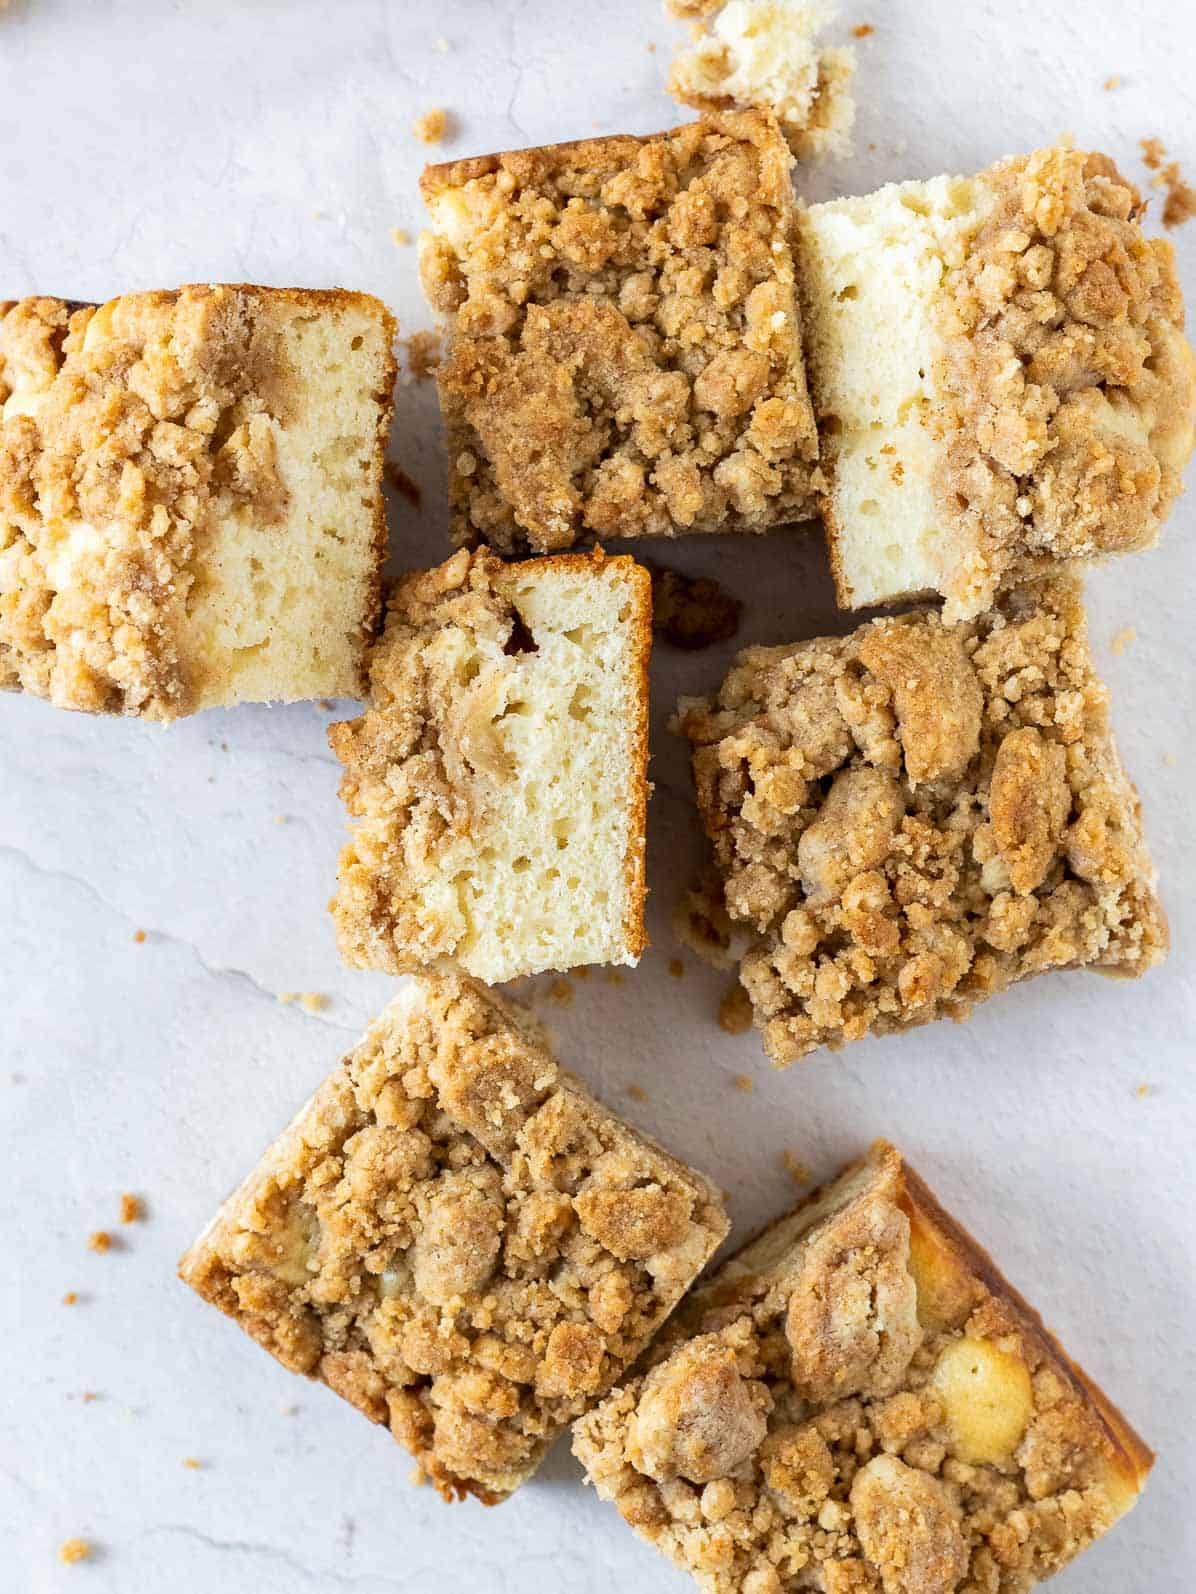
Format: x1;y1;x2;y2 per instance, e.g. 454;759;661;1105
935;146;1195;618
420;111;819;553
574;1144;1147;1594
180;976;727;1502
680;576;1166;1064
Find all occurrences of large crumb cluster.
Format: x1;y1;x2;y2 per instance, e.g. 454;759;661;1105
180;976;727;1502
575;1142;1150;1594
420;110;819;553
680;576;1166;1064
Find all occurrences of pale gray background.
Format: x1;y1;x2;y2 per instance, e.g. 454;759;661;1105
1;1;1193;1590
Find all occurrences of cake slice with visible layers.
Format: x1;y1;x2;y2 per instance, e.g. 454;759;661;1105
419;111;819;554
330;547;650;983
679;574;1167;1064
180;975;729;1503
0;285;396;720
798;143;1195;619
575;1140;1152;1594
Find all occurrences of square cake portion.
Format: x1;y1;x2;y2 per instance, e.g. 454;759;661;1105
420;110;819;553
575;1140;1152;1593
798;143;1195;620
679;575;1166;1064
330;547;650;984
0;285;396;720
179;975;728;1503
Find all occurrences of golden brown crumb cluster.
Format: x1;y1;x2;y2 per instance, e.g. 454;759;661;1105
574;1143;1151;1594
937;147;1195;615
180;976;728;1503
0;289;295;718
420;111;819;553
680;576;1166;1064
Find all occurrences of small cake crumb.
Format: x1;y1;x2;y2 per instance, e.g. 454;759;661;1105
182;1457;203;1470
133;930;146;944
278;991;298;1005
119;1194;143;1224
413;108;451;145
81;1391;98;1404
547;977;575;1008
668;958;685;978
383;461;422;508
1135;1082;1151;1098
627;1085;650;1103
1140;136;1196;228
88;1231;112;1254
274;814;288;825
1163;751;1178;767
852;22;874;37
316;699;335;712
401;329;443;382
1141;136;1167;170
1103;74;1122;90
59;1539;92;1565
62;1291;78;1306
649;565;743;651
390;226;412;246
732;1073;754;1093
605;970;625;987
573;966;591;980
718;983;754;1035
1111;625;1137;656
300;993;329;1014
782;1149;811;1184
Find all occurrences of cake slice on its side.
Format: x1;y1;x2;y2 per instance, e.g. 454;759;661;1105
679;575;1167;1064
798;143;1195;619
180;975;729;1504
329;547;651;984
0;285;396;720
575;1140;1153;1594
419;111;820;554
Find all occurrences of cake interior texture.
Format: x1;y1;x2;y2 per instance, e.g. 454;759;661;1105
0;285;395;719
573;1140;1152;1594
419;110;819;553
179;975;729;1503
330;548;650;984
680;574;1166;1064
799;143;1195;619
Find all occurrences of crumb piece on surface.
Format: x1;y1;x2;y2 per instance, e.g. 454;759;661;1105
182;1457;203;1470
59;1539;92;1565
299;992;329;1014
718;983;754;1034
88;1231;112;1254
274;814;287;825
649;565;743;651
606;970;626;987
81;1391;98;1403
852;22;873;36
733;1072;753;1092
1111;625;1137;656
1140;136;1166;170
1103;74;1122;90
383;461;422;507
316;699;334;711
548;977;575;1007
278;991;298;1005
401;329;442;383
390;227;412;246
413;108;451;145
668;2;856;160
1163;751;1178;766
119;1194;143;1224
782;1149;811;1183
62;1291;78;1305
1135;1082;1151;1097
628;1084;650;1102
133;930;146;944
668;957;685;978
573;966;591;980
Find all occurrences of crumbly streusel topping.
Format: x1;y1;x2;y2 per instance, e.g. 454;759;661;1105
0;290;293;719
935;145;1195;620
420;111;820;553
679;576;1166;1064
180;976;728;1503
574;1144;1142;1594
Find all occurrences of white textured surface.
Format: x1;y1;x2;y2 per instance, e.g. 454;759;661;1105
2;1;1194;1589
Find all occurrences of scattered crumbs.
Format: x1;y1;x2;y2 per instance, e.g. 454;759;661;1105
782;1150;812;1186
278;991;298;1006
1163;751;1178;767
401;329;442;383
717;983;753;1036
384;460;422;508
605;969;625;987
59;1539;92;1565
413;107;451;145
733;1073;754;1093
1139;136;1196;229
852;23;874;37
133;930;146;944
317;698;335;711
119;1193;144;1225
62;1291;78;1306
274;814;288;826
673;870;736;970
572;966;591;980
647;41;657;53
390;226;412;247
1135;1082;1151;1098
668;957;685;978
281;1404;299;1416
182;1457;203;1470
88;1231;112;1255
1110;625;1136;657
81;1391;98;1404
220;741;228;752
300;992;329;1014
627;1085;650;1103
1140;136;1166;170
547;977;575;1008
648;563;742;650
1103;74;1122;91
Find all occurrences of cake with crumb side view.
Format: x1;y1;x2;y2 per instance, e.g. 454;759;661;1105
179;975;729;1504
0;285;396;720
797;143;1196;620
329;547;651;984
679;574;1167;1064
574;1140;1153;1594
419;111;820;553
